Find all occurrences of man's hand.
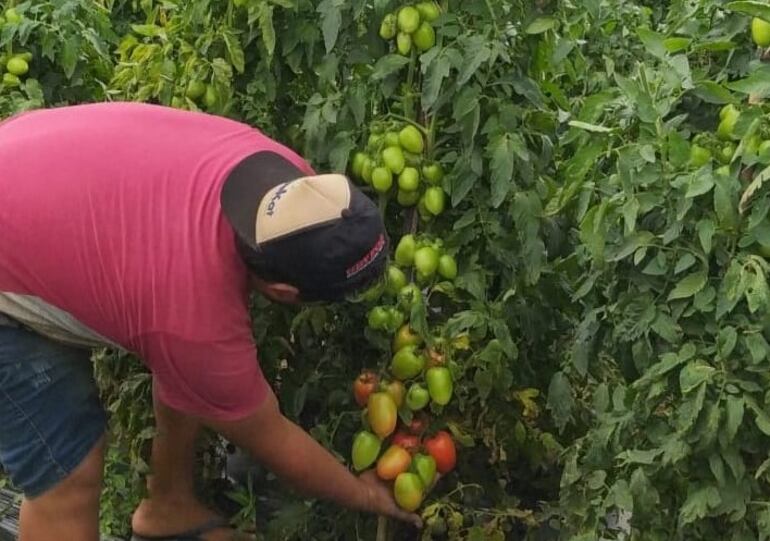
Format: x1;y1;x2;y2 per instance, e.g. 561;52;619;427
358;470;423;528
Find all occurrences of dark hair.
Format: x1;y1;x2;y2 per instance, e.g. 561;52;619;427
234;235;388;303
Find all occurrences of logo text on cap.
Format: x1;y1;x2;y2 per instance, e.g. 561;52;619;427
346;234;386;278
266;183;289;216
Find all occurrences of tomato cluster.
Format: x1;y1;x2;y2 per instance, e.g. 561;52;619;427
351;233;459;511
0;8;32;89
379;3;439;56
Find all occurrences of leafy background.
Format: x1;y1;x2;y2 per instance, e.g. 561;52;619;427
4;0;770;539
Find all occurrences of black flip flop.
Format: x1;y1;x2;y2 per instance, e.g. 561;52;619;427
130;517;230;541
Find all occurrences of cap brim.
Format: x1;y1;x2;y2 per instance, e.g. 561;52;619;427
220;151;305;249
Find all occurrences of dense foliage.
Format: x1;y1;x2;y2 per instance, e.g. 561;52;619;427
7;0;770;539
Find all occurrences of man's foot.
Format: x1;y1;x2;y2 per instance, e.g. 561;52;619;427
131;497;253;541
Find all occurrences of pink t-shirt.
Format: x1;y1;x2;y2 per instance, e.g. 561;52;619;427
0;102;313;420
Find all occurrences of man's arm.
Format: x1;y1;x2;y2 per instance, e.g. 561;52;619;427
201;389;422;527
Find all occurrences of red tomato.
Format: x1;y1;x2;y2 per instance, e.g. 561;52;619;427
424;431;456;474
354;371;379;407
376;445;412;480
392;430;421;455
407;413;430;436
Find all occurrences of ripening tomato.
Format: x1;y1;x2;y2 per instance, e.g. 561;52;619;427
426;366;453;406
354;370;379;407
382;380;406;408
368;392;398;439
392;430;421;455
394;472;425;512
376;445;412;480
410;453;437;487
397;6;421;34
352;431;382;471
424;431;456;474
391;346;425;380
399;125;425;154
393;324;422;352
395;235;417;267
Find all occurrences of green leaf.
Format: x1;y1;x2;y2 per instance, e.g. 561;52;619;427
457;36;491;86
686;168;715;198
525;17;556;34
547;371;574;432
317;0;342;53
717;259;746;318
728;64;770;98
724;396;745;446
674;253;697;274
637;27;667;59
258;3;276;58
679;361;716;394
746;396;770;436
567;120;612;133
679;485;721;525
693;81;734;104
59;36;79;79
488;134;515;208
725;1;770;22
422;51;451;111
744;332;769;364
223;31;245;73
668;271;708;301
371;55;410;80
616;448;662;465
718;326;738;359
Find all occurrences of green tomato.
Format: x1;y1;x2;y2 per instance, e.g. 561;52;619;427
399;125;425;154
715;165;731;177
438;254;458;280
385;308;406;333
717;105;739;141
720;103;739;122
204;85;218;108
395;234;417;267
2;73;20;86
753;17;770;47
361;157;374;183
368;306;390;330
384;131;401;147
352;431;382;471
410;453;437;487
379;13;397;40
422;163;444;184
416;2;441;22
382;146;406;174
368;133;384;150
397;189;420;207
423;187;446;215
185;80;206;100
414;246;439;277
396;32;412;56
689;144;711;168
391;346;425;380
399;283;422;311
426;366;453;405
351;152;368;179
394;472;425;512
386;265;408;296
759;141;770;164
406;383;430;411
6;57;28;76
397;6;421;34
4;8;21;24
412;22;435;51
398;167;420;192
719;143;736;165
372;167;393;193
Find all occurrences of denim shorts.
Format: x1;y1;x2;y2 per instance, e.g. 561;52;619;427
0;323;106;497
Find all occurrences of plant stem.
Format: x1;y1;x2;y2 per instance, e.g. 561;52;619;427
376;516;388;541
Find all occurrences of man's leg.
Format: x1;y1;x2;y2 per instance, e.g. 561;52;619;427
0;325;108;540
131;382;244;540
19;436;105;541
